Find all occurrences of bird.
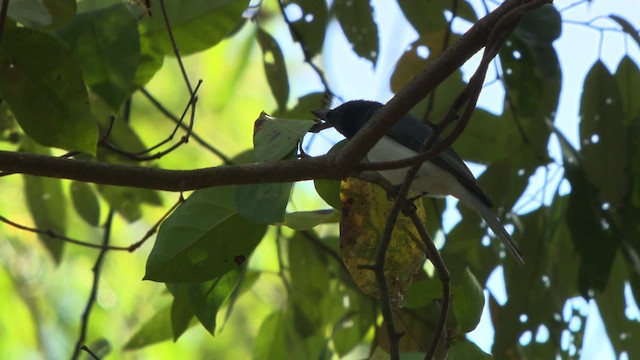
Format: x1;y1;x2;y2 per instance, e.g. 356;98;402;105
312;100;524;265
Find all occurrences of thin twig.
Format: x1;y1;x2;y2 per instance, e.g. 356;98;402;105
0;214;129;251
139;87;232;164
70;210;114;360
158;0;193;95
80;346;100;360
127;193;185;252
407;211;450;360
101;81;202;161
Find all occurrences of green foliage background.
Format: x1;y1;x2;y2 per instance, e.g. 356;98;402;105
0;0;638;359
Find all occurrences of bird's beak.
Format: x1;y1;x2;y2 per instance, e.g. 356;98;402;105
311;108;330;120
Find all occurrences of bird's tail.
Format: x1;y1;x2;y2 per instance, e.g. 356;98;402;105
459;190;525;265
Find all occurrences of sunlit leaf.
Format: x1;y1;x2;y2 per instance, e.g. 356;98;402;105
253;311;288;360
252;113;315;162
257;28;289;111
70;181;101;227
339;178;426;307
145;186;267;282
55;3;140;109
452;267;484;333
403;278;443;309
141;0;249;56
334;0;379;64
282;209;339;230
0;28;98;154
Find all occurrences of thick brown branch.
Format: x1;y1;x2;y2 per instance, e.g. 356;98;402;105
0;151;342;191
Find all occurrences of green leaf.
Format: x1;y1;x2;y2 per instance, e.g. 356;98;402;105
22;140;66;262
455;109;521;164
123;304;173;350
54;4;140;109
235;183;292;224
282;209;339;230
8;0;76;29
596;253;640;358
253;115;315;162
145;186;267;282
330;288;375;356
334;0;379;64
403;278;443;309
257;29;289;111
282;0;328;57
141;0;249;56
452;267;484;333
615;56;640;124
610;15;640;50
272;92;325;119
314;179;341;210
188;270;241;334
134;36;164;89
169;285;194;341
449;338;493;359
70;181;101;227
397;0;477;35
0;28;98;154
97;185;162;223
564;161;616;296
253;311;288;360
580;61;628;214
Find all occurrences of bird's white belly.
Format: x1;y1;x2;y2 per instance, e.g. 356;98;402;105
368;137;461;197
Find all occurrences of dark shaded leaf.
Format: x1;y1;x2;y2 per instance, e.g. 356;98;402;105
7;0;76;29
580;61;628;215
397;0;477;35
314;179;342;210
596;253;640;358
282;0;328;57
169;285;194;341
55;4;140;109
610;15;640;50
257;29;289;111
272;92;325;119
134;36;164;88
334;0;379;64
455;109;521;164
145;186;267;282
70;181;101;227
0;28;98;154
449;338;492;359
141;0;249;56
236;182;292;224
97;185;161;223
330;287;375;356
123;305;173;350
615;56;640;125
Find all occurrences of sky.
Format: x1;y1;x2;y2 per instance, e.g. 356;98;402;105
294;0;640;358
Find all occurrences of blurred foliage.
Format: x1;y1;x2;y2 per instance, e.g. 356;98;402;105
0;0;639;359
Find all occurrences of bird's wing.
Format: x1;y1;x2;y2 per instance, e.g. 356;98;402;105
387;113;494;208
